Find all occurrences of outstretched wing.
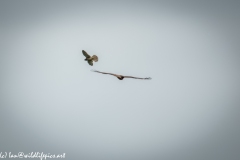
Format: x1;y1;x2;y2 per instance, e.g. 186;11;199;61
124;76;152;80
91;70;116;76
88;60;93;66
82;50;91;58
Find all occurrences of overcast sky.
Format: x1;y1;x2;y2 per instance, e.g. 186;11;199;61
0;1;240;160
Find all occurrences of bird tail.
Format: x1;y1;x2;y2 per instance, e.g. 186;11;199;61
92;55;98;62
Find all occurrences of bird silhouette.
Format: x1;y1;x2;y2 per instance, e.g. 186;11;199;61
82;50;98;66
91;70;151;80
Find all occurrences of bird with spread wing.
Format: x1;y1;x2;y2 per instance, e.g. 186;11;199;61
91;70;151;80
82;50;98;66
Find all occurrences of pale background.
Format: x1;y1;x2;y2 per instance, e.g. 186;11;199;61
0;0;240;160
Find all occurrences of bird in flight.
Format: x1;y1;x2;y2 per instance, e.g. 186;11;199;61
82;50;98;66
91;70;151;80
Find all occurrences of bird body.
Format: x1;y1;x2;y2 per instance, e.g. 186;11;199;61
82;50;98;66
116;75;124;80
91;70;151;80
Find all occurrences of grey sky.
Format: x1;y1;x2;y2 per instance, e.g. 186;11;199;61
0;1;240;160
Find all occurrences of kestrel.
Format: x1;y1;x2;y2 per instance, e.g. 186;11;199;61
82;50;98;66
91;70;151;80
